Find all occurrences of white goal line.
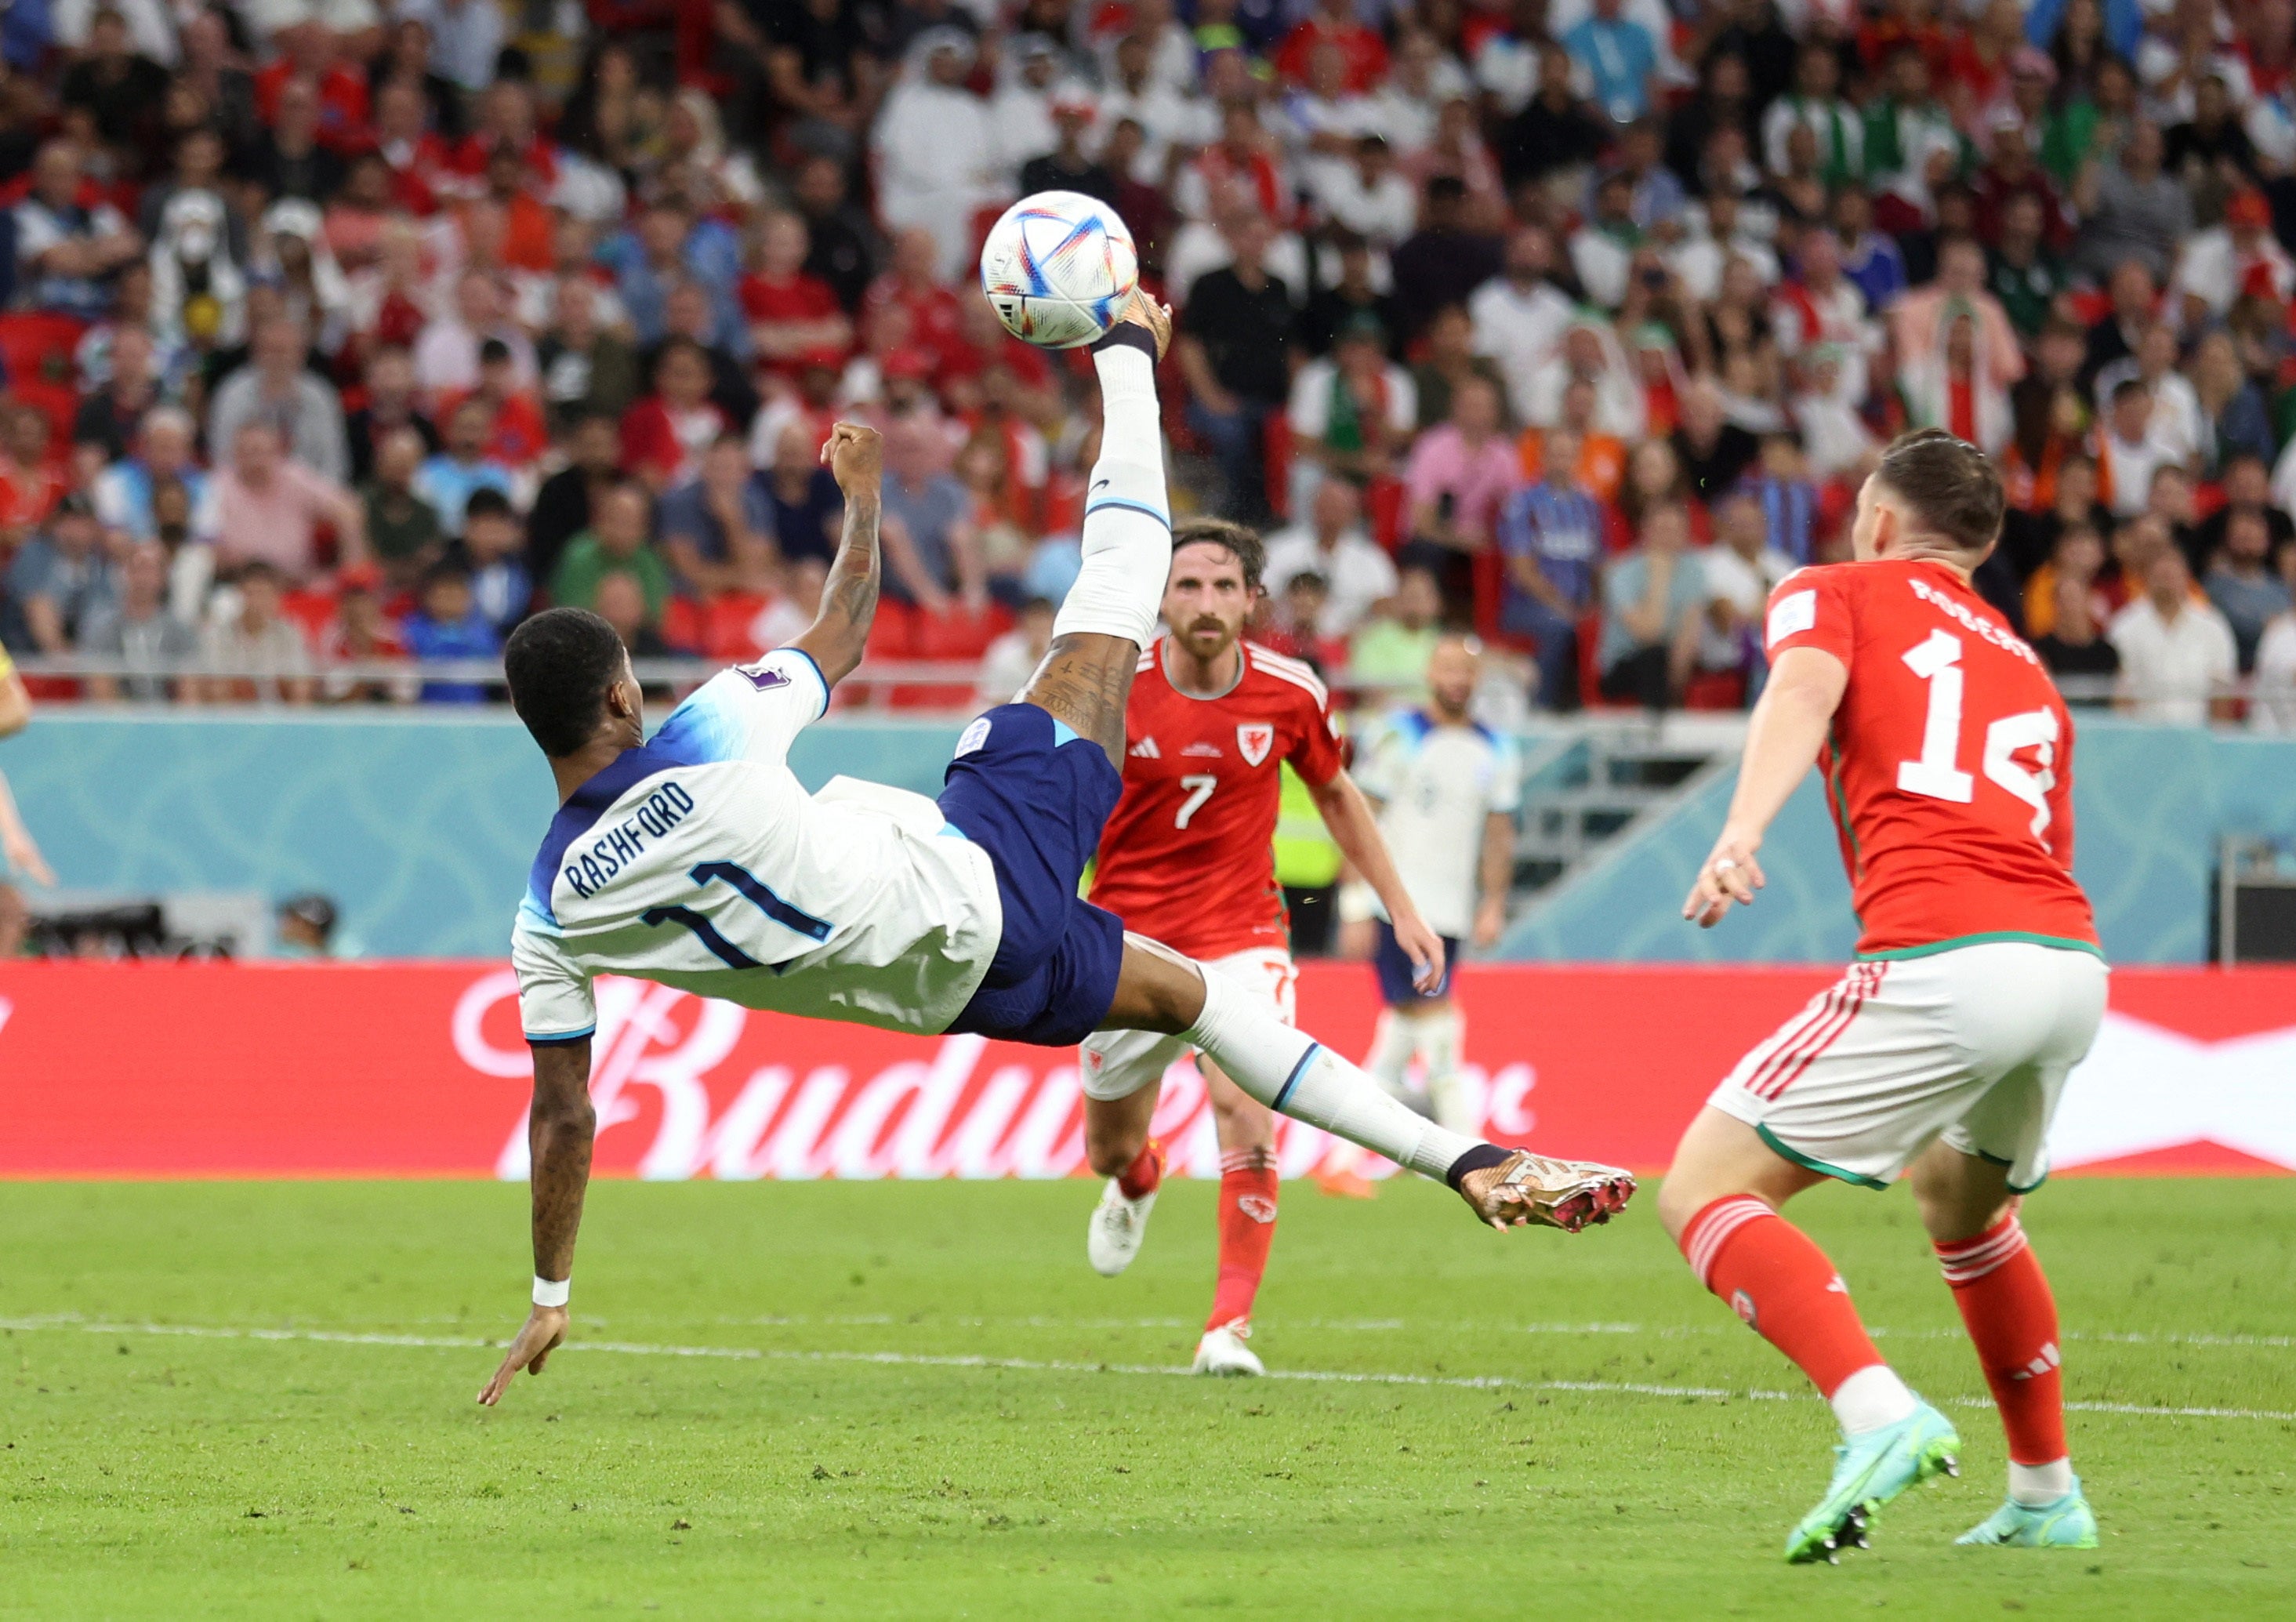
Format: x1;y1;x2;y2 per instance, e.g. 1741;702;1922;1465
3;1316;2289;1426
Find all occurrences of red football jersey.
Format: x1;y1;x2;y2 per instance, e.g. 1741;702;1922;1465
1765;558;2099;957
1090;638;1345;957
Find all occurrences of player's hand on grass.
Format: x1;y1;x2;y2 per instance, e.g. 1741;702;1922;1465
1394;913;1447;992
819;422;883;495
477;1304;569;1406
1683;829;1765;928
1117;288;1172;361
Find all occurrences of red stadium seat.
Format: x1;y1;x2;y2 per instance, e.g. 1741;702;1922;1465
0;313;89;441
702;592;772;661
279;588;338;646
866;600;920;659
659;596;705;655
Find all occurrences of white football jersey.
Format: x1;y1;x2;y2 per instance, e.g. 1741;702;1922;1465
512;650;1004;1043
1355;709;1522;938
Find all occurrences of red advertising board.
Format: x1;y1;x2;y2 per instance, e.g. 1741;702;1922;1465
0;962;2289;1180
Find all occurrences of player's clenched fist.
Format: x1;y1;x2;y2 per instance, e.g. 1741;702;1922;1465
819;422;882;494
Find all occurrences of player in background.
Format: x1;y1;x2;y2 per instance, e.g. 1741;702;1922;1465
1079;518;1447;1377
481;296;1636;1406
1658;431;2106;1562
1350;636;1519;1134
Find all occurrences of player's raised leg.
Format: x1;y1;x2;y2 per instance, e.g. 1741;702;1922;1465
1102;935;1634;1232
1910;1140;2097;1549
1014;293;1174;759
1657;1107;1960;1565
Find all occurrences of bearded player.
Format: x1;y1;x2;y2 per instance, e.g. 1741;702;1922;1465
480;296;1635;1406
1658;430;2105;1562
1079;517;1448;1377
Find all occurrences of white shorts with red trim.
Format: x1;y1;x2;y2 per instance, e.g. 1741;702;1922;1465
1079;947;1297;1102
1707;940;2109;1192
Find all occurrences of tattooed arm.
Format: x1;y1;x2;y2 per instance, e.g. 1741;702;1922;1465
789;422;884;687
479;1039;596;1404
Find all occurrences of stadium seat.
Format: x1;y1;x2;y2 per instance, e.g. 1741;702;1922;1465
702;593;773;662
660;597;705;655
279;588;338;647
0;312;89;441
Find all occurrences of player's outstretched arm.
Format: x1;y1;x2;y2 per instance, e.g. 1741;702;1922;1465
1309;771;1445;991
789;423;884;688
1684;646;1848;928
479;1040;596;1406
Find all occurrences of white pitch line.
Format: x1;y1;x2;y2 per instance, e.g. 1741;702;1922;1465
3;1317;2292;1424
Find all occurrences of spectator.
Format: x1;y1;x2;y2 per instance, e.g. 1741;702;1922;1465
1564;0;1659;124
207;314;349;484
1497;42;1611;192
14;140;143;318
535;275;640;439
1400;376;1518;611
1670;381;1762;506
789;154;877;317
2095;379;2173;520
1017;89;1116;205
1285;315;1414;520
1347;564;1445;692
1496;425;1604;709
451;338;549;472
2074;124;2188;288
760;419;844;570
880;416;985;615
2188;332;2276;478
1696;491;1797;691
93;405;216;548
457;488;531;639
413;269;538;402
2109;546;2238;724
360;425;443;592
74;324;161;462
344;344;440;485
400;560;498;705
1469;224;1576;430
1264;477;1398;640
81;539;196;702
199;560;312;705
2204;510;2292;673
2252;544;2296;731
6;498;115;655
1388;176;1503;344
2094;321;2200;467
1298;232;1395;361
658;435;771;601
620;337;727;494
1764;39;1863;184
212;422;365;584
2031;568;2121;706
974;596;1057;714
1177;211;1297;524
2196;453;2294;568
742;212;852;380
594;568;671;664
2169;188;2296;328
414;397;516;535
526;411;621;591
872;30;1000;283
1599;501;1703;709
552;481;670;626
317;568;412;706
1413;303;1508;436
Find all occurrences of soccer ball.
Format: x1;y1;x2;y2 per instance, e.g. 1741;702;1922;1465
979;191;1139;350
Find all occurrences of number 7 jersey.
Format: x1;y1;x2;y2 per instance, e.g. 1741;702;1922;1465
1763;557;2100;959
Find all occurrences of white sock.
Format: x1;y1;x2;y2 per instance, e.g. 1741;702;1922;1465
1417;1007;1474;1134
2008;1458;2073;1507
1184;964;1480;1181
1830;1364;1919;1436
1363;1007;1417;1092
1051;341;1169;648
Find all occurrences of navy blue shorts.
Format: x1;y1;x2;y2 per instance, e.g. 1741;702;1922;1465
939;704;1128;1047
1374;919;1460;1006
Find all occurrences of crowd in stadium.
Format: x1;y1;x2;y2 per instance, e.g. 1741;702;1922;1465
0;0;2291;726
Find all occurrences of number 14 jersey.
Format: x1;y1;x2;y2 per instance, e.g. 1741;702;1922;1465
1763;558;2100;958
1089;638;1345;959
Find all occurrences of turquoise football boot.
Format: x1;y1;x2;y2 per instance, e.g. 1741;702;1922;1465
1956;1480;2099;1548
1783;1400;1962;1564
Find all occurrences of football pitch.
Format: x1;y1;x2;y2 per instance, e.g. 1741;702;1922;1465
2;1177;2290;1619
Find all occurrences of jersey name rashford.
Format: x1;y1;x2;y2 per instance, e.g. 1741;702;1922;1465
512;650;1005;1043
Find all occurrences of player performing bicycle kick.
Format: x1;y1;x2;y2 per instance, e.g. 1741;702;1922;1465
1657;430;2106;1561
1076;517;1449;1377
480;294;1634;1405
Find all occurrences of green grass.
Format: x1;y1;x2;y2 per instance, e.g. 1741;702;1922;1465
2;1177;2291;1619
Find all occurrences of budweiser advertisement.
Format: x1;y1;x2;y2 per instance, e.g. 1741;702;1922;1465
0;963;2290;1181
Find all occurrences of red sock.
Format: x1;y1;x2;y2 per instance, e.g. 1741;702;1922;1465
1116;1138;1164;1200
1681;1196;1885;1399
1206;1148;1279;1332
1935;1213;2065;1465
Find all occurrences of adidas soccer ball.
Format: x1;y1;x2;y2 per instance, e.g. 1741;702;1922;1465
979;191;1139;350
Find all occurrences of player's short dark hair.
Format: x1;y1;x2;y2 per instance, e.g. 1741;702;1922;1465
505;607;627;758
1872;428;2004;556
1170;517;1266;592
